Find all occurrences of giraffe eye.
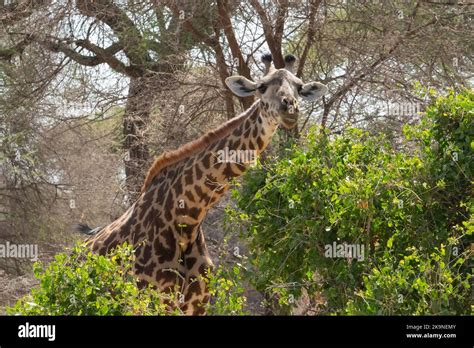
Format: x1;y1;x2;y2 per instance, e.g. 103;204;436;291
257;84;267;94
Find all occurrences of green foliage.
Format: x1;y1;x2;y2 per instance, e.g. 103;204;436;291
346;221;472;315
206;264;248;315
407;89;473;228
7;243;176;315
228;89;473;315
7;242;248;316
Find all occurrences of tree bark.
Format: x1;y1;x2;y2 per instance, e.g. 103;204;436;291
217;0;254;110
123;74;157;201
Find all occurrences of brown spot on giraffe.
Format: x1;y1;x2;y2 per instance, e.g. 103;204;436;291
194;163;203;180
184;190;195;202
252;126;259;138
185;257;197;270
222;163;240;179
256;136;264;150
243;127;251;138
248;140;256;151
184;167;193;186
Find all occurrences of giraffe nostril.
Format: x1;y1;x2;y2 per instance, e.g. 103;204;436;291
281;97;297;113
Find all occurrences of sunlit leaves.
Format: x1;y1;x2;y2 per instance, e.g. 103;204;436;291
7;243;176;316
229;90;472;315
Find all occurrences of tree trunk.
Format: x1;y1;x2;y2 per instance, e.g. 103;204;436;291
123;74;157;201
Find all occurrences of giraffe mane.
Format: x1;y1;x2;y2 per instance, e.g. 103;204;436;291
141;100;261;193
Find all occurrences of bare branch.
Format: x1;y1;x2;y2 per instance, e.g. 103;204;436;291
297;0;322;78
76;0;151;66
0;0;49;25
248;0;284;68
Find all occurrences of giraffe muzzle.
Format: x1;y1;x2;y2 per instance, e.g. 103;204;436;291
280;114;299;129
280;97;299;112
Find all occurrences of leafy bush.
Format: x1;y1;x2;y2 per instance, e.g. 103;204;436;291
346;221;472;315
7;243;176;315
206;263;248;315
228;89;473;314
7;242;248;315
407;89;473;229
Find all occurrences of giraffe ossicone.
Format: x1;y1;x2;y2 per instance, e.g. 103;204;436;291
78;53;328;315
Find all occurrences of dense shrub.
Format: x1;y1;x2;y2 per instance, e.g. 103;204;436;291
345;220;471;315
7;243;175;315
7;242;248;315
206;263;248;315
228;89;472;314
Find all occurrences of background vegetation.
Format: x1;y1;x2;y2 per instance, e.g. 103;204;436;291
228;89;472;315
9;242;247;315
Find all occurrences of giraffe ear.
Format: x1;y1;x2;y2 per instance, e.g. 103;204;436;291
225;76;257;97
299;82;328;101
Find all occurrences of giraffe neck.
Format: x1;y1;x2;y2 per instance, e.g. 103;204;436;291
88;100;279;251
146;100;279;249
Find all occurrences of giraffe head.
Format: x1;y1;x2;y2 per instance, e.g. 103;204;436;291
225;54;328;129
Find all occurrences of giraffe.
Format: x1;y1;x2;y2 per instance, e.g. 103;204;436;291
76;54;328;315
